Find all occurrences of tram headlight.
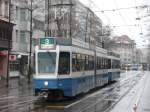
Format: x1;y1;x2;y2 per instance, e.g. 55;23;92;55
44;81;48;86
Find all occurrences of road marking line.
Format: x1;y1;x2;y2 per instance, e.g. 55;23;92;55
65;87;111;108
0;96;17;100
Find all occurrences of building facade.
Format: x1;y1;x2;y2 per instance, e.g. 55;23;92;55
9;0;45;77
45;0;110;49
108;35;136;68
135;49;143;64
0;0;13;78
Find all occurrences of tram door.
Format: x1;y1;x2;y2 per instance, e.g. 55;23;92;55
94;52;96;87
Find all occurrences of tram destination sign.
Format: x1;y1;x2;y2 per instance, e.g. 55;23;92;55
40;38;56;49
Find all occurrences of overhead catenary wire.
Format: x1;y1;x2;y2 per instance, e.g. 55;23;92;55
113;0;134;38
90;2;149;30
88;0;149;48
83;0;148;36
94;5;150;12
88;0;121;35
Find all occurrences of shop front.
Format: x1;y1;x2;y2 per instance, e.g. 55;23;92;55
0;19;13;79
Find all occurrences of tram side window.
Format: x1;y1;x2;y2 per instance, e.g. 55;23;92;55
81;54;85;71
96;57;100;70
104;58;106;69
108;59;111;69
116;60;120;69
72;53;95;72
58;52;70;75
105;59;108;69
112;60;120;69
96;57;102;70
72;53;77;72
101;58;104;69
112;60;115;69
103;58;106;69
103;58;105;69
89;56;94;70
96;57;99;69
76;54;82;71
85;55;89;70
99;57;102;69
72;53;81;72
72;53;85;72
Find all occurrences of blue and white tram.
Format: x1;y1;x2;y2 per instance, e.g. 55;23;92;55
33;37;120;98
107;54;120;82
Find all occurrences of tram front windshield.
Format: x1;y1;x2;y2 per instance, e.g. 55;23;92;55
38;52;56;74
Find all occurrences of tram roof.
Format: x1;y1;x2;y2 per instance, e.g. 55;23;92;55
55;37;72;46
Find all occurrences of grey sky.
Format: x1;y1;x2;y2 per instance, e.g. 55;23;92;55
80;0;148;48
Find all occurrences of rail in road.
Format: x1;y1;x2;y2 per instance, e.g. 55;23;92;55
0;71;144;112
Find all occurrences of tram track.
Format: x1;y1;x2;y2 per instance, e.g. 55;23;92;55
94;72;143;112
0;97;45;112
0;71;143;112
63;71;143;112
0;87;33;101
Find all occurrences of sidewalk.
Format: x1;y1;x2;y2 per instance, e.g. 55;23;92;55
0;76;32;90
110;71;150;112
0;77;33;100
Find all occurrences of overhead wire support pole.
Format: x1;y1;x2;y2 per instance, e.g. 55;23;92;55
47;0;50;36
85;8;89;42
69;0;72;38
44;0;47;36
94;5;150;12
6;0;11;87
28;0;33;84
48;0;52;36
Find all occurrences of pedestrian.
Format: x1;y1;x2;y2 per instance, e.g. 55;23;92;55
133;104;137;112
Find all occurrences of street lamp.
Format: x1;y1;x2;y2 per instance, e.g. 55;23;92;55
6;0;11;87
28;0;33;84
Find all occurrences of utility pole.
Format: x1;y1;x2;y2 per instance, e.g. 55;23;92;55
47;0;50;36
46;0;51;37
6;0;11;87
69;0;72;38
28;0;33;84
85;8;89;42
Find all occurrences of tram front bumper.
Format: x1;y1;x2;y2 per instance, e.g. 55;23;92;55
33;78;73;97
33;79;58;89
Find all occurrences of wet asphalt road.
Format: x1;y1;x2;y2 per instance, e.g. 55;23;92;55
0;71;144;112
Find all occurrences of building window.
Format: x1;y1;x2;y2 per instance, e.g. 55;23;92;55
20;31;26;43
16;30;18;42
9;61;19;71
4;1;8;18
0;28;8;40
20;8;26;21
16;7;19;20
0;0;2;16
0;28;3;39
